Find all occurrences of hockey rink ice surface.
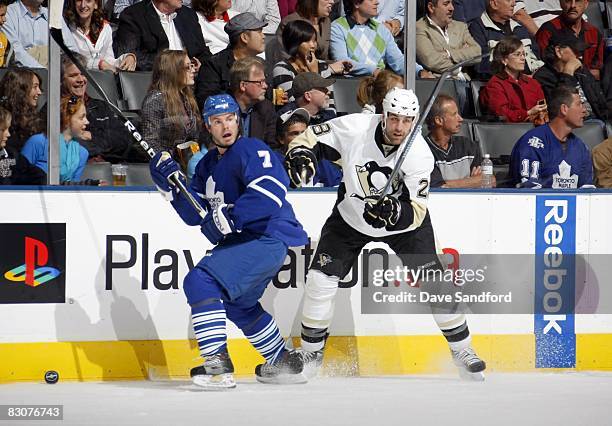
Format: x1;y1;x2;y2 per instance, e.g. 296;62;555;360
1;373;611;426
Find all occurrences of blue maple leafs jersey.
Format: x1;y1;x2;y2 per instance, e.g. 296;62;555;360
509;124;593;189
171;137;308;247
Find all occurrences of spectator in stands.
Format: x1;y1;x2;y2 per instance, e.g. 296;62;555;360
229;56;277;146
453;0;540;34
337;0;404;36
275;107;342;186
416;0;481;80
480;36;547;123
468;0;542;78
4;0;78;68
274;0;334;67
114;0;210;72
22;96;90;183
65;0;137;72
510;85;593;188
425;94;490;188
277;72;336;125
140;49;201;153
416;0;481;114
195;12;266;108
356;69;403;113
0;0;10;67
604;55;612;112
193;0;238;55
114;0;193;18
535;0;603;80
277;0;297;19
0;106;46;185
592;137;612;187
272;20;350;103
0;69;44;152
330;0;429;77
60;53;139;162
534;33;608;122
232;0;280;33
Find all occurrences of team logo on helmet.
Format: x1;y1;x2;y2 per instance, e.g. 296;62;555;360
350;161;401;203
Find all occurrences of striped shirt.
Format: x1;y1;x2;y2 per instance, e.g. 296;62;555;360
272;60;336;109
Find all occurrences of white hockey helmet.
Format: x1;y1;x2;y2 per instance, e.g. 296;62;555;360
381;87;419;130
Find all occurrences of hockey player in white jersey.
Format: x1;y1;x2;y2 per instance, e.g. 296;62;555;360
285;88;486;380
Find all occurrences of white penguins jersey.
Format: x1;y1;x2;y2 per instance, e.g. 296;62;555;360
288;113;434;238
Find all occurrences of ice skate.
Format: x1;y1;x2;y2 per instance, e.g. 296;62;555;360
451;347;486;381
255;350;307;384
190;352;236;390
298;349;324;379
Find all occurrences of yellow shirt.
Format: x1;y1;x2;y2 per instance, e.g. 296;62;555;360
0;32;8;67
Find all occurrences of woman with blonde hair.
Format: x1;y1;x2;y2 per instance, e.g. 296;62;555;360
356;69;404;113
21;96;90;183
140;50;202;154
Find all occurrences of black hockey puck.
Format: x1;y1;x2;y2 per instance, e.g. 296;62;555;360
44;371;59;384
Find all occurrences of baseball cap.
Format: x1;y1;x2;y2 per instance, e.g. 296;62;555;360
276;107;310;135
292;72;336;99
549;32;590;53
224;12;268;40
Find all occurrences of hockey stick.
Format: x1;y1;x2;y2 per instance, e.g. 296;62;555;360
376;53;487;202
48;2;206;218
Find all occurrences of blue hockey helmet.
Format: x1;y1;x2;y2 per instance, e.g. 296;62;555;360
203;94;240;125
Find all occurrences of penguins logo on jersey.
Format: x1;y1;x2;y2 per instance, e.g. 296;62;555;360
317;253;333;267
351;161;401;203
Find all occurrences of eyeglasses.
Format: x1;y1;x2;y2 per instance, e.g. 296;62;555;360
509;51;526;58
243;79;267;88
183;63;196;71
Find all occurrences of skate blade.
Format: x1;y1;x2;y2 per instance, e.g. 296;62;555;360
457;368;485;382
192;373;236;390
256;372;308;385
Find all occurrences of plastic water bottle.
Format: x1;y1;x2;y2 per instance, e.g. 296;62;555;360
481;154;493;189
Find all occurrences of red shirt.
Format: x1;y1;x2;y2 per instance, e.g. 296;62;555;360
536;17;604;72
480;73;546;122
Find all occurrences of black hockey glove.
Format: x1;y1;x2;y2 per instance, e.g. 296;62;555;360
363;195;401;230
285;147;317;188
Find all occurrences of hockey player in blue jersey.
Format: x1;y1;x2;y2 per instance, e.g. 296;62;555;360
510;85;594;189
149;94;309;389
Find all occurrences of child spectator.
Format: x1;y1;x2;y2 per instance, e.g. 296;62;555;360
64;0;137;72
0;106;45;185
21;96;90;184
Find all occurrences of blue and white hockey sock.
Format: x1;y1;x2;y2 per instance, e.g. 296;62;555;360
192;301;228;357
244;313;285;364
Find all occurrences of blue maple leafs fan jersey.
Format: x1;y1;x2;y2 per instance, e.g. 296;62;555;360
509;124;593;189
170;137;308;247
